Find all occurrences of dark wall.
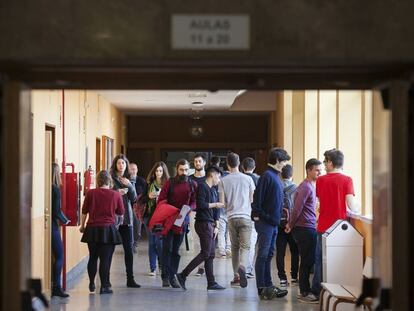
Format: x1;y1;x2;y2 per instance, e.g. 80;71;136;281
127;115;270;178
128;115;268;144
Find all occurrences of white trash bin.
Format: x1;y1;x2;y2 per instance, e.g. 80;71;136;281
322;219;363;287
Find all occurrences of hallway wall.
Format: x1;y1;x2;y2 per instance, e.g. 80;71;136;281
274;90;374;257
31;90;125;285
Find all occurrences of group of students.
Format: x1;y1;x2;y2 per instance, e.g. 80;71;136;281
51;147;359;306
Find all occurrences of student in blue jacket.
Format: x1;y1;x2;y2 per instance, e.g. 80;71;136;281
251;148;290;300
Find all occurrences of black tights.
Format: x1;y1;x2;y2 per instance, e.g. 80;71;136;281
87;243;115;287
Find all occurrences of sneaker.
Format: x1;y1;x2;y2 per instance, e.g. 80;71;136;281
195;267;205;277
280;279;289;287
225;250;232;258
298;293;319;304
246;272;255;279
176;273;187;290
291;278;299;286
207;283;225;290
162;278;170;288
217;254;227;259
238;266;248;288
267;286;288;299
230;277;240;287
148;270;156;276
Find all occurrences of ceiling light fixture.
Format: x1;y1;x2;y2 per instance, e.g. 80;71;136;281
189;93;207;98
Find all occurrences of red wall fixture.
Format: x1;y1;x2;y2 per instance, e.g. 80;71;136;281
61;163;81;226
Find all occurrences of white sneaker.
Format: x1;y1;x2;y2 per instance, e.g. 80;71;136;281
298;293;319;304
148;270;156;276
280;279;289;287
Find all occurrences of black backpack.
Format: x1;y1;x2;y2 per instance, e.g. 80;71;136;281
280;183;296;228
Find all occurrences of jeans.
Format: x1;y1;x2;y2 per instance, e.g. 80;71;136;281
118;225;135;279
144;222;162;271
161;229;185;281
276;228;299;280
51;225;64;288
181;222;216;285
292;227;317;295
247;224;258;274
254;220;278;289
228;218;252;275
311;233;322;296
87;242;115;287
217;215;231;255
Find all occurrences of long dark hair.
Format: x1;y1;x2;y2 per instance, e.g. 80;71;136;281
146;161;170;185
109;154;131;179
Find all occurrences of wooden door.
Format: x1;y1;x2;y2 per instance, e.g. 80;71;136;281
44;131;52;292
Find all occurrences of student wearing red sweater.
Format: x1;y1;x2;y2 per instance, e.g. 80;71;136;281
80;170;124;294
157;159;197;288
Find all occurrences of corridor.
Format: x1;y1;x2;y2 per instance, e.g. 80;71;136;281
50;242;319;311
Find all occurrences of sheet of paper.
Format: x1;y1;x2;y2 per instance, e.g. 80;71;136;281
174;204;191;227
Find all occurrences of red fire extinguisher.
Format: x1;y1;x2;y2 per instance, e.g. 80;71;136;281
84;165;95;195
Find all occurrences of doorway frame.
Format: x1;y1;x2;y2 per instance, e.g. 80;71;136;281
0;69;412;310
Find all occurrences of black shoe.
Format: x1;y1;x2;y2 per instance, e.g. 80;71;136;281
169;276;180;288
52;287;70;298
269;286;288;298
238;266;248;288
127;278;141;288
195;267;205;277
162;278;170;287
207;283;225;290
88;282;96;293
176;273;187;290
100;287;113;294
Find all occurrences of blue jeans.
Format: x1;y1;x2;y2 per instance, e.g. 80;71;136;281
311;233;322;296
51;225;64;288
145;223;162;271
254;220;278;289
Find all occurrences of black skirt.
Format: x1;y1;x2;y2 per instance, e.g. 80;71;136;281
81;224;122;245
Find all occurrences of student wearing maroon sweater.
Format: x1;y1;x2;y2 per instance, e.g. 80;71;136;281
157;159;197;288
80;170;124;294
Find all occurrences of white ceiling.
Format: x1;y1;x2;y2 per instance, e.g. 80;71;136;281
96;90;277;114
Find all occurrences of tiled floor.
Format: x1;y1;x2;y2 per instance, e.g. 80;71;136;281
50;241;320;311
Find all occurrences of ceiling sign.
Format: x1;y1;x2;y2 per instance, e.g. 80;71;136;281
171;14;250;50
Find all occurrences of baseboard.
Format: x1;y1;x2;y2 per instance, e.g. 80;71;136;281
66;256;88;289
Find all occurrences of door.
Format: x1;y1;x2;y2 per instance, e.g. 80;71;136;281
44;130;53;292
96;138;101;172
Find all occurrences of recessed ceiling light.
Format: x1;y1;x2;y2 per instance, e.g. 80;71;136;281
191;101;204;106
189;93;207;98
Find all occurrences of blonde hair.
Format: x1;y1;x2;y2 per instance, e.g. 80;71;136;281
52;163;61;186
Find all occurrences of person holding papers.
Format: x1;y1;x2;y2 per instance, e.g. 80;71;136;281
176;166;226;291
157;159;197;288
